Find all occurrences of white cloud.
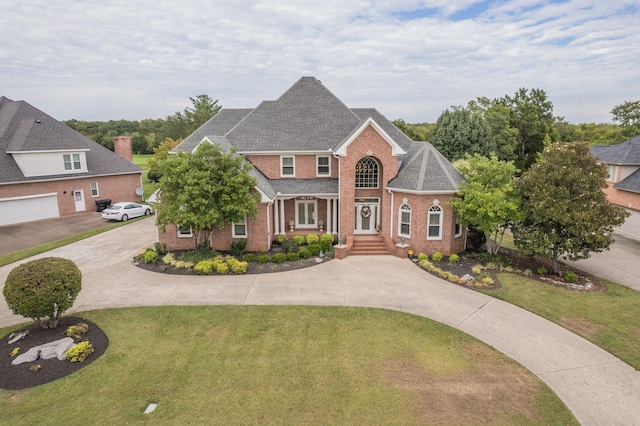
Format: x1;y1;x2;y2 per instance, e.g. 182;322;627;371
0;0;637;124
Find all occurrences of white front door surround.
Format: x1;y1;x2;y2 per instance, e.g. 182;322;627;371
354;198;379;234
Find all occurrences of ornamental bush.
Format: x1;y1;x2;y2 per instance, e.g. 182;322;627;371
257;254;271;264
293;235;306;245
65;341;94;363
144;249;158;264
431;252;443;262
194;260;214;275
242;253;256;262
298;248;311;259
272;253;287;263
305;234;320;245
307;243;322;256
448;254;460;264
3;257;82;329
563;270;579;283
286;252;300;261
417;253;428;262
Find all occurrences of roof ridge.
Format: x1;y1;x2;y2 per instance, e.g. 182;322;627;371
430;143;460;190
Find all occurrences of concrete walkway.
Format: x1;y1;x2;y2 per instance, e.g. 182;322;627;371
1;217;639;425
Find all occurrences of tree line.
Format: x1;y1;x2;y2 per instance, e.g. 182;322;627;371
64;94;220;154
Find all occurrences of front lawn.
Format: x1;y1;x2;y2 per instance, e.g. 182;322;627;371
0;306;576;425
482;275;640;370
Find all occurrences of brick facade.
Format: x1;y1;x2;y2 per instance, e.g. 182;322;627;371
0;174;142;216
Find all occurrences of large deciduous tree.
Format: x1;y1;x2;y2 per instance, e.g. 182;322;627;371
512;142;629;272
430;106;495;162
451;154;521;255
156;143;259;248
611;100;640;140
498;88;558;170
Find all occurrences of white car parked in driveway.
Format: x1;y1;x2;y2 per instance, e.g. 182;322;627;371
101;202;152;221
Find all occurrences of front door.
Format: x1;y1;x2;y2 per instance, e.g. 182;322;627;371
73;189;86;212
354;199;379;234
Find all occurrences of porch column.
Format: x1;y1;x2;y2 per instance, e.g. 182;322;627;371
273;198;280;235
332;198;339;234
279;199;286;234
325;198;331;234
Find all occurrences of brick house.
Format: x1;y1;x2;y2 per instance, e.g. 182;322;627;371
591;135;640;239
0;96;144;226
158;77;466;258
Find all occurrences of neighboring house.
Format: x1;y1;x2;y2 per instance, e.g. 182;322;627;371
591;135;640;239
158;77;466;258
0;96;144;226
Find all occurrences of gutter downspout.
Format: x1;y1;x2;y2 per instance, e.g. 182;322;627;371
332;150;341;242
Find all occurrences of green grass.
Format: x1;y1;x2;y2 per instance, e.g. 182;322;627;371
0;306;576;425
482;274;640;369
133;154;157;200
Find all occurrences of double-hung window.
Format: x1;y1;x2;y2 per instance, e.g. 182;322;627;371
427;205;443;240
178;225;192;238
606;164;619;182
90;182;99;197
316;155;330;176
399;203;411;237
232;216;248;238
63;153;81;171
281;156;295;177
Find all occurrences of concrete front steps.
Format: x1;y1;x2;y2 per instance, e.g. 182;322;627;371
350;235;392;255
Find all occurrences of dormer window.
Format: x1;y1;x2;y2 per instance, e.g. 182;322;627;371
63;153;81;171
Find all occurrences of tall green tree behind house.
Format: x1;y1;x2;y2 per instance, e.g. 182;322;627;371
158;95;221;141
451;154;521;255
429;106;495;162
498;88;558;170
512;142;629;272
156;143;259;249
468;97;520;161
146;137;181;182
611;100;640;140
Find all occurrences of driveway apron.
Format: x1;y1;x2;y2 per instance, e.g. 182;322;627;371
0;217;639;425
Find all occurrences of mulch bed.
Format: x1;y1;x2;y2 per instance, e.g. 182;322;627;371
0;316;109;390
414;247;605;292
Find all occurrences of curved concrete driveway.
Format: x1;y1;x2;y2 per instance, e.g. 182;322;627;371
1;217;639;425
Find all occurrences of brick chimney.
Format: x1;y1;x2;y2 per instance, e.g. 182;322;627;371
113;136;133;161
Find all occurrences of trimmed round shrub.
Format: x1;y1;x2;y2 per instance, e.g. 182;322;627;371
431;252;443;262
257;254;271;264
286;252;300;261
305;234;320;245
242;253;256;262
231;261;248;274
215;262;230;274
293;235;306;245
536;266;548;275
272;253;287;263
194;260;214;275
448;254;460;264
563;270;579;283
297;248;311;259
144;249;158;264
307;243;322;256
3;257;82;329
417;253;428;261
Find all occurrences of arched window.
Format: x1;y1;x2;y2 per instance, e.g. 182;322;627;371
399;203;411;237
355;157;379;188
427;205;442;240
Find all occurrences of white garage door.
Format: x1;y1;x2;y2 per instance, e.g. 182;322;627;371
0;193;60;226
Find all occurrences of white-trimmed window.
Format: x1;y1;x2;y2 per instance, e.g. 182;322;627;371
295;199;317;228
281;156;295;176
399;203;411;237
355;157;379;188
455;215;462;237
316;155;330;176
90;182;99;197
63;153;81;171
606;164;619;182
178;224;192;238
427;205;443;240
232;216;247;238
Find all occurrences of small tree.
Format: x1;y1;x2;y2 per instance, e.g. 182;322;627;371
451;154;521;255
156;142;259;248
3;257;82;329
513;142;629;272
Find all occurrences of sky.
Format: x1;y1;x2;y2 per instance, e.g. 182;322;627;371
0;0;638;124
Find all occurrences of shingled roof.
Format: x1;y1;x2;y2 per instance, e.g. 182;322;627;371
0;96;142;184
173;77;463;197
591;135;640;165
